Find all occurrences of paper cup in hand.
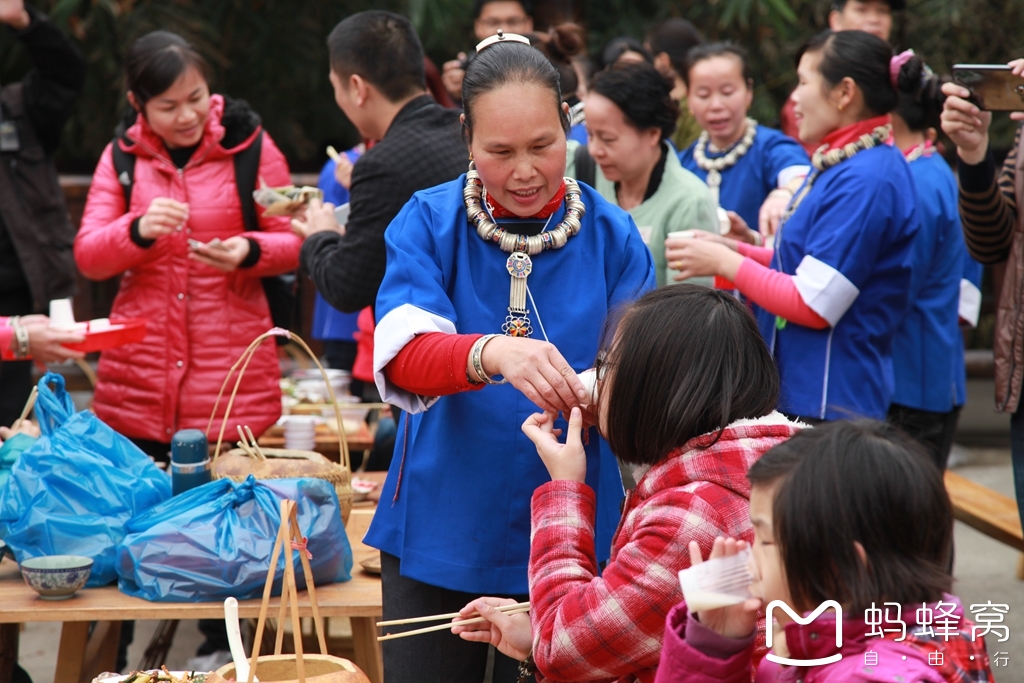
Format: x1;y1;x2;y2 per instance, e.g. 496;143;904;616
718;207;731;236
678;546;758;612
667;230;697;241
577;368;598;406
48;298;76;330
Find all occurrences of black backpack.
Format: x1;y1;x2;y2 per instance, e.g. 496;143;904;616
110;132;297;343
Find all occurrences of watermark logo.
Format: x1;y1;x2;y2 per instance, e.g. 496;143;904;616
765;600;843;667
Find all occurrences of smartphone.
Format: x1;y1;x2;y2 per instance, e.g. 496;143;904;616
187;238;228;252
952;64;1024;111
334;202;351;226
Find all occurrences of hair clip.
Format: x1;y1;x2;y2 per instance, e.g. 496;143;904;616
475;29;531;53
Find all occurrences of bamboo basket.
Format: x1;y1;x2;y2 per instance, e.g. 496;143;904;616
208;500;370;683
206;329;354;525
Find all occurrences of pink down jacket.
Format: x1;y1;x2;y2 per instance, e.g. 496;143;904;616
75;94;300;443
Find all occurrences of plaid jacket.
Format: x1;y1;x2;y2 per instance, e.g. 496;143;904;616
529;413;802;683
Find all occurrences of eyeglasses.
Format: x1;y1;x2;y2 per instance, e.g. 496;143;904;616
478;17;530;30
594;351;613;383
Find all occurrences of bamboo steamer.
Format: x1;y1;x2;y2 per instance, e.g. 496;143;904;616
206;330;354;526
212;655;369;683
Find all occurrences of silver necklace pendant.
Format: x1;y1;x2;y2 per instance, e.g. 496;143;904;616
505;251;533;337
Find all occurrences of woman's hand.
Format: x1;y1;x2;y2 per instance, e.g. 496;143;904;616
522;408;586;483
18;316;85;363
188;235;250;272
479;336;587;414
452;597;532;662
333;155;355;190
138;198;189;241
941;82;993;166
758;189;794;238
688;538;761;640
442;54;467;102
0;419;39;441
665;237;744;282
722;212;761;245
291;198;344;239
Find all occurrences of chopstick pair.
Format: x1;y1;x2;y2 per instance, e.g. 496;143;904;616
376;601;531;642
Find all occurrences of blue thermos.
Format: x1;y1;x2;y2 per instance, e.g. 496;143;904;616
171;429;211;495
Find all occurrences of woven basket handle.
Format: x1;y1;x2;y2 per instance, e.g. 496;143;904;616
206;328;350;470
247;499;330;683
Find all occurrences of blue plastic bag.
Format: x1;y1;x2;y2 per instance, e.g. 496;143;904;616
0;373;172;587
116;476;353;602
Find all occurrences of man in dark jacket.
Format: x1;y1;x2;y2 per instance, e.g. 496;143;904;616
293;10;467;315
0;0;85;427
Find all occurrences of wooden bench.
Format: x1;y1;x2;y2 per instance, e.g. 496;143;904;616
944;470;1024;553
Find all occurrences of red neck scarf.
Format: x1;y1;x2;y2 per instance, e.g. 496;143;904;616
486;181;567;219
903;139;934;159
820;114;892;152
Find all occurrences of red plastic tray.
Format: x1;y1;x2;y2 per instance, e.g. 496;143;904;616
61;318;148;353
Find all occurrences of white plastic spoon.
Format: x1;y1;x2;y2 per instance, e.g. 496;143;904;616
224;597;258;682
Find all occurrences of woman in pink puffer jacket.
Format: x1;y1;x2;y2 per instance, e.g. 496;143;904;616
75;31;300;459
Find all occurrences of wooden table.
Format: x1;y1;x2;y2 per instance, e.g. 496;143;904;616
0;508;384;683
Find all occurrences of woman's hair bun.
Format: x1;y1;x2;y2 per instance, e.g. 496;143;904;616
894;54;947;132
547;24;584;61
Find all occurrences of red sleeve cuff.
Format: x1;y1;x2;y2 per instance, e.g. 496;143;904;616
734;259;829;329
384;332;485;397
0;322;14;361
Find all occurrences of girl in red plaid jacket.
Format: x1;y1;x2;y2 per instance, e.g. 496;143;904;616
453;284;803;682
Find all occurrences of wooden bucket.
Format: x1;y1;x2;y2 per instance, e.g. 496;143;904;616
214;654;369;683
206;329;354;525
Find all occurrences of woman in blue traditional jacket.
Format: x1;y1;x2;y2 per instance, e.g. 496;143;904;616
666;29;920;423
365;32;656;683
887;54;980;468
679;42;810;241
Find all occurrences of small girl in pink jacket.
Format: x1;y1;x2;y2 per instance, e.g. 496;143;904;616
656;421;995;683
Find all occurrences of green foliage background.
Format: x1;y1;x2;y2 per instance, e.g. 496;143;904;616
1;0;1022;172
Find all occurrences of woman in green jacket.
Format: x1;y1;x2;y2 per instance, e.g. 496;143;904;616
566;62;718;286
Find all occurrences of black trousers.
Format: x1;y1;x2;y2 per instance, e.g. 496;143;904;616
380;552;526;683
887;403;961;471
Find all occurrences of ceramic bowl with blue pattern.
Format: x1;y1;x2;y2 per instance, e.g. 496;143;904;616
19;555;93;600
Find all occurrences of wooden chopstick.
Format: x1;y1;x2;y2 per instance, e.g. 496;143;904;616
376;601;530;627
377;606;531;642
11;386;37;431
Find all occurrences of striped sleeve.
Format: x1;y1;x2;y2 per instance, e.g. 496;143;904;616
957;126;1020;264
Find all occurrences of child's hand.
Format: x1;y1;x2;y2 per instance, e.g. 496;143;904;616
451;597;532;662
521;408;586;483
689;538;761;639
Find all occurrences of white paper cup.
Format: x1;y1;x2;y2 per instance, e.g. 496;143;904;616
48;298;76;330
717;207;731;236
666;230;697;241
577;369;598;406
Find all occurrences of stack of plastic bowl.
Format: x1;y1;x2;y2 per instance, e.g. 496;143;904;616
284;416;318;451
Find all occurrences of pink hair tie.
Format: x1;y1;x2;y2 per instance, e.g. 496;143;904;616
890;49;915;89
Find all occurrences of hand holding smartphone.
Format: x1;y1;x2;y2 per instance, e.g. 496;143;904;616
188;237;228;252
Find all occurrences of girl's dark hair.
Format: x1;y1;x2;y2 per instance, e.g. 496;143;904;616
796;30;901;117
894;56;947;132
527;23;585;102
126;31;211;109
603;285;779;466
589;62;679;139
601;37;653;69
462;41;569;141
684;42;753;89
750;421;954;614
646;18;704;77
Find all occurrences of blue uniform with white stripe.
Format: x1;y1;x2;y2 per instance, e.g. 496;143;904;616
891;150;968;413
679;125;810;230
760;143;919;420
366;176;655;594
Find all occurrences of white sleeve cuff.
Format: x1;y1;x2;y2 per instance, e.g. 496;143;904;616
373;303;458;414
792;255;860;327
959;279;982;328
777;165;811;188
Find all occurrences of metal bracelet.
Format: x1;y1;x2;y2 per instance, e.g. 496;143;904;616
472;334;507;385
11;318;29;359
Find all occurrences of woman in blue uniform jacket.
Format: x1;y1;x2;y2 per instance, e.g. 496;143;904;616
664;30;921;423
365;34;655;683
887;55;980;469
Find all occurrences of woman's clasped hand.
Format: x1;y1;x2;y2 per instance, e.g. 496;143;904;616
663;230;743;282
451;597;533;662
478;336;589;415
137;197;189;240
